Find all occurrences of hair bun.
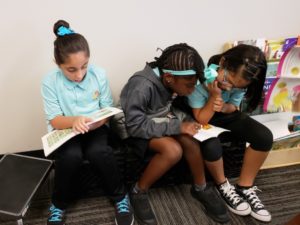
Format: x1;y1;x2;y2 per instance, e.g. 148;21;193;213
53;20;70;37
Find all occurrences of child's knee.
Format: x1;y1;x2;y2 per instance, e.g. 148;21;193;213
251;128;273;151
200;138;223;162
163;143;183;162
203;148;223;162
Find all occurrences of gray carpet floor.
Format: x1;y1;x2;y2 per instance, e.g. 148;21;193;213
1;165;299;225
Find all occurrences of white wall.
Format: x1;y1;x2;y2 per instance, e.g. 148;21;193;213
0;0;299;154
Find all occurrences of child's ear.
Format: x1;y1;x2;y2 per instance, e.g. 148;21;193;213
219;57;225;68
163;73;174;83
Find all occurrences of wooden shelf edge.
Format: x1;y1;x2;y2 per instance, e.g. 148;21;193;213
261;147;300;169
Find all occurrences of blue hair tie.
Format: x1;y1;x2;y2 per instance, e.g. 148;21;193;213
57;26;75;36
162;69;197;76
204;64;219;84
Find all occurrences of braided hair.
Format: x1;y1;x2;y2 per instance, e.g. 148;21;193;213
208;44;267;112
148;43;205;82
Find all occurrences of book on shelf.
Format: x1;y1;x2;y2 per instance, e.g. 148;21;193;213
263;45;300;113
42;107;123;157
265;38;285;62
251;112;300;150
233;38;267;54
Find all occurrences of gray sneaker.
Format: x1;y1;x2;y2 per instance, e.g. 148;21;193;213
129;190;157;225
191;184;230;223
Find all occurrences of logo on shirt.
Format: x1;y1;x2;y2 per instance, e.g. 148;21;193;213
93;90;100;100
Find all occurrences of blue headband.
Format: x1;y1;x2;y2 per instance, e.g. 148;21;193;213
204;64;219;83
162;69;197;76
57;26;75;36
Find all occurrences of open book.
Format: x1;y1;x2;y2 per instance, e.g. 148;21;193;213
193;112;300;149
251;112;300;149
42;107;123;157
193;125;228;142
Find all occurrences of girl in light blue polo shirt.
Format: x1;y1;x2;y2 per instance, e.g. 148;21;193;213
41;20;133;225
188;45;273;222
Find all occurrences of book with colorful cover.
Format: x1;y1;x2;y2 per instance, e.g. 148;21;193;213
263;45;300;113
266;62;279;77
265;38;285;62
233;38;267;55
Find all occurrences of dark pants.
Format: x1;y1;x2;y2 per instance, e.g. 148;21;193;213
51;126;124;209
201;111;273;162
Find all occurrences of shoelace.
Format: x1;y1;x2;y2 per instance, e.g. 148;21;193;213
242;186;264;209
49;205;64;222
220;182;242;205
116;195;130;213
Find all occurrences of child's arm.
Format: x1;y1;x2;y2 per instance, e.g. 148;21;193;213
223;89;245;113
180;121;202;136
220;103;239;113
192;81;223;124
88;117;110;131
50;115;92;134
97;68;114;108
122;80;182;139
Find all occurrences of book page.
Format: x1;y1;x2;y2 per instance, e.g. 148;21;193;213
42;107;123;157
251;112;300;141
261;120;291;140
193;125;228;142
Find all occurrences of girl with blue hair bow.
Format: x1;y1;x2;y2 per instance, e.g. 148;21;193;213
188;44;273;222
41;20;133;225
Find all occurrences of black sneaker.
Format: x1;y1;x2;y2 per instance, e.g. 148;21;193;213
236;186;271;222
191;184;230;223
217;180;251;216
47;204;65;225
130;190;157;225
114;194;134;225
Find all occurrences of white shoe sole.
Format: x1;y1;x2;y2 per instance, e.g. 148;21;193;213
115;218;134;225
251;211;272;222
226;204;251;216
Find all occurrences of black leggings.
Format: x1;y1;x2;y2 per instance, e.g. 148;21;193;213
201;111;273;162
51;126;124;209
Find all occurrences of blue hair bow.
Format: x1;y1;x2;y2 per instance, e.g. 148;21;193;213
204;64;219;84
57;26;75;36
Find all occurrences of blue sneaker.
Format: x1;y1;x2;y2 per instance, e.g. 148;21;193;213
47;204;65;225
114;194;134;225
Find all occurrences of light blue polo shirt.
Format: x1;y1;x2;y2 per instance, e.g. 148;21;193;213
188;83;246;108
41;65;113;131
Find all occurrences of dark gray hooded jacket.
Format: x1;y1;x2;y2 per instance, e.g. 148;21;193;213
118;65;183;139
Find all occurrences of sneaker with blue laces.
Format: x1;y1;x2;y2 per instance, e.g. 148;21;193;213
47;204;65;225
114;194;134;225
